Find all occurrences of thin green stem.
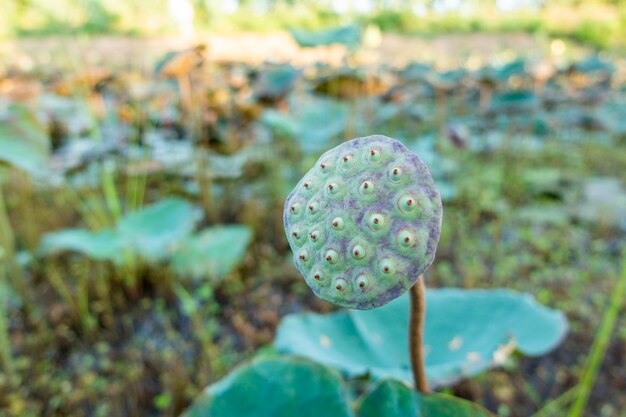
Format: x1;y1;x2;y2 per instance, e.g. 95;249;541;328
0;261;16;385
568;253;626;417
409;277;429;393
101;162;122;222
530;386;579;417
0;183;27;299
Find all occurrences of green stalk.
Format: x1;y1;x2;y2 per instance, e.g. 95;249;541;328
568;253;626;417
0;260;16;385
0;183;27;299
101;162;122;222
46;262;79;322
530;386;579;417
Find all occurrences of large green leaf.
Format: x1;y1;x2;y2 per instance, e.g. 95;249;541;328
172;225;252;280
39;228;126;264
182;356;353;417
0;105;50;177
275;289;567;387
117;198;202;261
359;379;495;417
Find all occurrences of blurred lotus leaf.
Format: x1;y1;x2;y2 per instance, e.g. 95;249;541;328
568;55;614;76
289;24;361;49
182;356;352;417
39;229;126;264
254;64;300;101
575;177;626;231
172;225;252;280
490;90;539;113
0;104;50;177
425;69;467;92
359;379;495;417
117;198;202;261
275;289;567;388
261;97;347;154
314;68;386;99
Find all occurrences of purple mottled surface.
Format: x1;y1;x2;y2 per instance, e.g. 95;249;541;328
283;135;442;309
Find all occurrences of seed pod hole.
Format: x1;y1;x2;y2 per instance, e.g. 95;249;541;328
380;258;395;274
388;167;403;183
340;154;354;170
291;229;302;240
334;277;348;291
398;229;416;248
327;182;339;196
308;201;320;215
320;161;329;173
367;212;385;231
398;194;418;213
367;148;382;163
309;230;319;242
352;244;366;259
359;180;375;196
289;203;301;215
298;248;310;262
331;217;344;230
303;181;314;191
312;271;322;281
356;274;369;289
325;249;339;264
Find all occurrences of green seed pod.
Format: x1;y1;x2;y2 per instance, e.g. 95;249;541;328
284;135;442;309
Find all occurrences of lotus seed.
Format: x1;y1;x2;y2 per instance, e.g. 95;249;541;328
298;248;310;262
398;229;415;248
290;203;301;215
359;181;374;196
352;244;366;259
327;183;339;195
356;274;369;288
367;213;385;231
320;161;329;173
388;167;403;182
334;277;348;291
367;148;382;163
310;230;320;242
399;194;417;213
340;154;354;170
331;217;344;230
380;258;395;274
325;249;339;264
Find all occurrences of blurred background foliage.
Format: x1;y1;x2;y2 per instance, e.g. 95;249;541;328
1;0;625;50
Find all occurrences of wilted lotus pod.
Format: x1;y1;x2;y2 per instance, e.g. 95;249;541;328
284;135;442;309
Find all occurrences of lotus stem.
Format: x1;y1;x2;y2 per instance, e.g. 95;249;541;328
409;276;429;393
0;260;16;385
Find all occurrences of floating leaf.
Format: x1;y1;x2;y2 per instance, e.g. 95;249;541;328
262;97;348;154
39;228;126;264
575;177;626;231
275;289;567;388
255;65;300;101
359;379;495;417
0;104;50;177
182;356;353;417
117;198;202;261
289;25;361;49
172;225;252;280
490;91;539;113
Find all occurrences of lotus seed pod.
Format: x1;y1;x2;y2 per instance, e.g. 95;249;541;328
283;135;442;309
